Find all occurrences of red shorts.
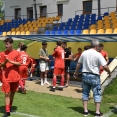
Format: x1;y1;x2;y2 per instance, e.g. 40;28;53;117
54;68;65;75
2;82;19;93
19;66;28;79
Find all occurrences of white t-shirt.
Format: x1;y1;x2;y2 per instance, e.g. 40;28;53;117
78;49;107;75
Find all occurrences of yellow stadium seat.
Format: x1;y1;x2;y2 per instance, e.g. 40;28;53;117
26;31;30;35
97;29;104;34
104;20;110;24
52;17;55;20
20;27;24;31
32;24;37;27
110;12;115;16
112;19;117;24
11;28;15;32
47;19;53;24
27;21;31;24
90;29;96;34
28;24;32;28
82;29;89;34
24;27;29;31
36;20;39;24
105;28;112;34
112;23;117;28
104;24;111;29
19;24;24;28
113;28;117;34
97;24;103;29
16;28;20;32
37;23;41;28
103;16;109;20
110;15;116;20
33;27;38;32
21;31;25;35
24;24;28;28
47;17;51;21
97;20;103;25
41;23;46;28
11;31;16;35
2;32;7;36
16;31;20;35
90;24;96;29
6;31;11;35
55;16;60;21
29;27;33;32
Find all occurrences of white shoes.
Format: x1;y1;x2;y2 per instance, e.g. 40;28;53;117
41;82;44;86
44;81;50;85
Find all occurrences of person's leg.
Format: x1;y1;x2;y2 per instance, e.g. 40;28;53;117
19;79;24;89
60;75;64;87
44;63;50;85
10;92;15;110
65;72;70;87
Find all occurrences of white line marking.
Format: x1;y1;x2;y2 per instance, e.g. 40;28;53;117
103;105;117;117
12;112;41;117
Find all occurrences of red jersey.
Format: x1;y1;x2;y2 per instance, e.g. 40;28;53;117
0;53;2;81
0;49;21;82
100;50;108;60
74;53;82;58
52;47;65;69
20;51;30;66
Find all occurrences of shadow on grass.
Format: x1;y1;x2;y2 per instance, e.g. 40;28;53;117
110;107;117;114
74;89;82;93
68;106;95;115
0;106;18;114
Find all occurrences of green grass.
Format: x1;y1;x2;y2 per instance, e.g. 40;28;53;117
0;90;114;117
0;40;33;52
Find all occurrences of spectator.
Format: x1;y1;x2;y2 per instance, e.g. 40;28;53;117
98;43;109;74
68;47;73;55
74;48;82;61
39;42;50;86
74;40;111;117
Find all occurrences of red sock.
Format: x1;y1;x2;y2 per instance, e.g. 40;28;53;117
10;100;13;108
60;76;64;86
23;80;25;87
19;80;24;89
53;76;56;87
5;105;10;112
31;67;34;73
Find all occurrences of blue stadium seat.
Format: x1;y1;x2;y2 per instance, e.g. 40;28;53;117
68;18;72;22
61;22;66;26
66;22;72;26
59;26;64;30
45;30;50;35
0;32;2;35
51;30;55;35
104;12;109;16
57;30;62;35
65;25;70;30
97;16;102;20
74;15;79;21
76;30;82;35
53;26;58;31
69;30;75;35
63;30;68;35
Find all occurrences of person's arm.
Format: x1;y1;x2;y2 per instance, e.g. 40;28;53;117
0;59;8;67
64;50;73;60
39;49;49;61
105;53;109;64
103;65;111;77
6;58;21;66
74;63;81;78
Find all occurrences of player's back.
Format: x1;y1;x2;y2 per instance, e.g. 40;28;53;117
20;51;29;66
54;47;65;69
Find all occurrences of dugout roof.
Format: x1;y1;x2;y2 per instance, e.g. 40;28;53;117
7;34;117;42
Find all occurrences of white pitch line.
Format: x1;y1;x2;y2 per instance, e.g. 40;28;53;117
103;105;117;117
12;112;41;117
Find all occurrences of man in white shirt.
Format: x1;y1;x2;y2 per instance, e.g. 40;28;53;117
74;40;111;117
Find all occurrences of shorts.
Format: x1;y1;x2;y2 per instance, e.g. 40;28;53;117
82;73;101;102
65;65;70;73
40;62;49;72
54;68;65;76
19;66;28;79
2;82;19;93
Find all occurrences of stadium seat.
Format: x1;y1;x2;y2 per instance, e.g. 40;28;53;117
97;29;104;34
90;24;96;29
21;31;25;35
63;30;68;35
69;30;74;35
6;31;11;35
57;30;62;35
113;28;117;34
97;24;103;29
2;32;7;36
90;29;96;34
76;30;82;35
26;31;31;35
103;16;109;20
112;23;117;28
82;29;89;34
11;31;15;35
112;19;117;24
45;30;50;35
51;30;55;35
104;12;109;16
16;31;20;35
104;20;110;24
104;24;111;29
105;28;112;34
97;20;103;24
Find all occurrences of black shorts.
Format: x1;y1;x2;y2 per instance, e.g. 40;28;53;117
65;65;70;73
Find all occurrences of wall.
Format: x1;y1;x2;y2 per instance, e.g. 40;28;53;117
26;41;117;59
4;0;117;22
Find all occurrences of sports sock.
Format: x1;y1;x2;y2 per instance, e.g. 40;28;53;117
60;76;64;86
6;105;10;112
19;80;24;89
53;76;56;87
